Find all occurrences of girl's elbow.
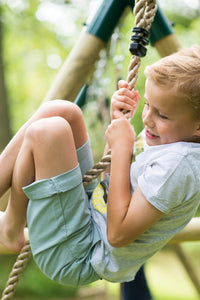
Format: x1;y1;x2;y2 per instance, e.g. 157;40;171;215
107;227;138;247
107;231;129;248
108;237;122;248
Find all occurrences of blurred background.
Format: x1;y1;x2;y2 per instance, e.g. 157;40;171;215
0;0;200;299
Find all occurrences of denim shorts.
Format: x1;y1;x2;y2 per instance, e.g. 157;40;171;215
23;138;101;286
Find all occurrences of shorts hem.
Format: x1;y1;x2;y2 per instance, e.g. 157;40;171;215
23;165;82;200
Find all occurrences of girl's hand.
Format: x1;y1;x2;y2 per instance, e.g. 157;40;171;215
105;117;136;154
111;80;140;121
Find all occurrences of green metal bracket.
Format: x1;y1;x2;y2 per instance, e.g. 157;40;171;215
85;0;128;43
76;0;175;107
85;0;174;45
75;85;88;107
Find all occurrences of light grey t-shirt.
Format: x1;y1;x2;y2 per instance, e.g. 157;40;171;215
90;132;200;283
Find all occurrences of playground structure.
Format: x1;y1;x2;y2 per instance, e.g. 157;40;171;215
0;0;200;299
43;0;181;103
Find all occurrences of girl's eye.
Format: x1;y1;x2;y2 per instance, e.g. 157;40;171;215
144;102;149;107
158;113;168;120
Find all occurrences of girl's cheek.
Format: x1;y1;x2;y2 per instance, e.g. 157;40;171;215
142;107;146;120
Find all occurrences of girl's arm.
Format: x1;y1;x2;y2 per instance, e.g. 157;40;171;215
101;80;140;180
106;118;164;247
106;81;164;247
110;80;140;121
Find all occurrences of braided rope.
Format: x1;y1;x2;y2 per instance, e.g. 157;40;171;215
127;0;157;91
1;241;31;300
83;149;111;185
1;1;157;299
83;0;157;184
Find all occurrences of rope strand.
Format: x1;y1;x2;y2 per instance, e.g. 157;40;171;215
83;0;157;182
1;241;31;300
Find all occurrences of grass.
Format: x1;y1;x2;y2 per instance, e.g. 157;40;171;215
0;255;78;299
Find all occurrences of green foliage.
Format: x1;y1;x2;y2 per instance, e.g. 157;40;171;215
1;0;88;134
2;1;200;136
0;255;78;298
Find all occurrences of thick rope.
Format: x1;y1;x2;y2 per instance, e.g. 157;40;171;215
1;1;157;299
83;0;157;184
127;0;157;91
1;241;31;300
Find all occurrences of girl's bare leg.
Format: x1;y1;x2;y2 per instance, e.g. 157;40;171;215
0;106;88;252
0;100;87;198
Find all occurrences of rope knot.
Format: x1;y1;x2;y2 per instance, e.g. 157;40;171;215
129;27;150;57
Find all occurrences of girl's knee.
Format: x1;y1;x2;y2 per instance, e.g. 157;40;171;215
31;101;86;149
38;100;83;123
25;117;72;148
58;100;84;126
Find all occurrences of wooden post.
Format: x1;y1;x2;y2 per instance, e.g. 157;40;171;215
171;244;200;296
154;33;182;57
43;32;105;102
43;0;129;102
149;5;182;57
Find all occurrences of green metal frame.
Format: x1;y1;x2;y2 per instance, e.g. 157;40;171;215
86;0;173;45
75;0;174;106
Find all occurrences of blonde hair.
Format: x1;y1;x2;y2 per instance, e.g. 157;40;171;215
144;45;200;119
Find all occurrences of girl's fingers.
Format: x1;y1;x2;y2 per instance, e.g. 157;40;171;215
120;99;137;111
111;80;141;120
112;91;140;109
118;80;130;90
134;90;141;103
117;88;133;98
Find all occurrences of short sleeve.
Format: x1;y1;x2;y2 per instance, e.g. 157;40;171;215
138;153;197;213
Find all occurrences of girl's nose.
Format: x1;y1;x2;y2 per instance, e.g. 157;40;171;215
142;108;154;128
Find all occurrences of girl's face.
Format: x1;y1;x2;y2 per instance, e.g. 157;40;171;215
142;79;200;146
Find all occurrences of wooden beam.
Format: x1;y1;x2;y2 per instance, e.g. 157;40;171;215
0;218;199;255
169;217;200;244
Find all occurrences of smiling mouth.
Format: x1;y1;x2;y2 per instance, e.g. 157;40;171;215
145;129;159;139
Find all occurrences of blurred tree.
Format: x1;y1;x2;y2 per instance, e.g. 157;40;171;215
0;6;11;151
159;0;200;27
0;0;91;133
